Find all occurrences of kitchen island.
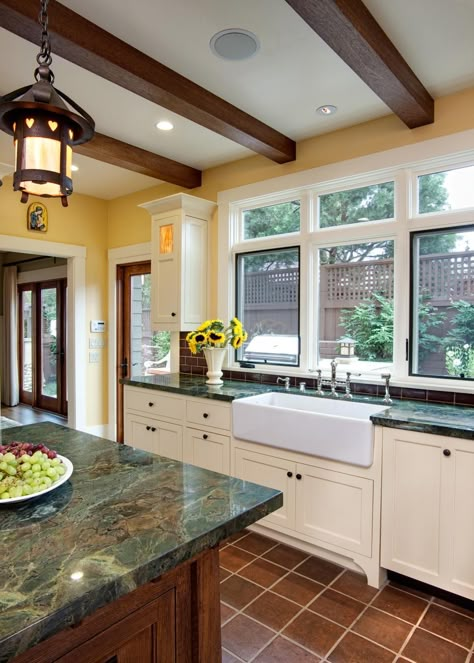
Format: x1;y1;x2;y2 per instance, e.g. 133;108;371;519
0;422;282;663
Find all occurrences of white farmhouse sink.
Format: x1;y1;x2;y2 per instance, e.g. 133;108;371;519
232;392;388;467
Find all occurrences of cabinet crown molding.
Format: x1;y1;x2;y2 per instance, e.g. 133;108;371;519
140;193;216;219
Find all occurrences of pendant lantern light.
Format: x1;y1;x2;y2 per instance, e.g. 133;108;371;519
0;0;95;206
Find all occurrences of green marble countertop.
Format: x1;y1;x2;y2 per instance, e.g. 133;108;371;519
121;372;272;401
122;374;474;440
0;423;282;662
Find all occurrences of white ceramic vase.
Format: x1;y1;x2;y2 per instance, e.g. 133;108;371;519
203;347;226;385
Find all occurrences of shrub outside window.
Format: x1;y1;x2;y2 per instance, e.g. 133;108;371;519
235;247;300;366
318;240;394;375
410;225;474;380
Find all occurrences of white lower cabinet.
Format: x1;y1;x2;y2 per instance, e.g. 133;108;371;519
124;412;183;461
233;437;382;587
381;428;474;600
183;428;230;474
234;447;296;530
295;462;373;557
123;387;232;473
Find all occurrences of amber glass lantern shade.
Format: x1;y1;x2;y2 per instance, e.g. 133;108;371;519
0;67;94;206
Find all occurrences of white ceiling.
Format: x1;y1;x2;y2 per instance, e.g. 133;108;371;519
0;0;473;200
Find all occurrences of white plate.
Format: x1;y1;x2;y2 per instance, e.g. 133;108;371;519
0;454;73;504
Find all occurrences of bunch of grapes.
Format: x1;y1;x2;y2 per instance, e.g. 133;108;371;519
0;442;66;500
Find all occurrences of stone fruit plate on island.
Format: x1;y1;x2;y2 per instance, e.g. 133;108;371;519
0;455;73;505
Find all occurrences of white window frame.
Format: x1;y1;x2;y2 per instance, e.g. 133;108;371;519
217;129;474;392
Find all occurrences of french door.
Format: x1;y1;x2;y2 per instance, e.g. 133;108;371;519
18;279;67;415
116;262;170;442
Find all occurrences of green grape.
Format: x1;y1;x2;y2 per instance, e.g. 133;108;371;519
0;444;67;500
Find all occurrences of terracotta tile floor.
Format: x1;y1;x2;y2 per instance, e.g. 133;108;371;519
219;530;474;662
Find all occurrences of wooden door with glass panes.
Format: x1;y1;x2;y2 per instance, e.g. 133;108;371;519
18;279;67;415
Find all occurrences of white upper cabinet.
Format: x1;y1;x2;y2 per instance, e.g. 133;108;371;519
140;194;216;331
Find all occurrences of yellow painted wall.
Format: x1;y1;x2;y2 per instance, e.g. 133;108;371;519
0;181;108;426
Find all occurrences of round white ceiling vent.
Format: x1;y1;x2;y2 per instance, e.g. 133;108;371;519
210;29;260;61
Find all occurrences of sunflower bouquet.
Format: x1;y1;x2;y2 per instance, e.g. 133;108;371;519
186;318;247;354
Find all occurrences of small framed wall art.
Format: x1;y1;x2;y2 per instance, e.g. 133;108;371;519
27;202;48;232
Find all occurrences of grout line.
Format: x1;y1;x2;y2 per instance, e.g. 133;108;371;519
323;581;391;661
220;538;474;662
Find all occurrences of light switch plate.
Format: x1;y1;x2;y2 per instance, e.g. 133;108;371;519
89;337;106;349
89;350;100;363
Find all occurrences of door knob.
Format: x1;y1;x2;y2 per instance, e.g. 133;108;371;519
296;473;302;480
287;471;293;478
443;449;451;457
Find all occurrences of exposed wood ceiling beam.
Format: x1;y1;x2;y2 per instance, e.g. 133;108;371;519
0;0;296;164
284;0;434;128
76;133;202;189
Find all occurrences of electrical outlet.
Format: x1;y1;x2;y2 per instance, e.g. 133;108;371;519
89;350;100;363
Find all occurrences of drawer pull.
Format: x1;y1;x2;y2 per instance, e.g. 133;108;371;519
296;473;302;480
203;434;208;440
203;412;209;419
148;402;154;407
287;471;293;478
146;426;151;431
151;427;156;432
443;449;451;457
171;312;176;317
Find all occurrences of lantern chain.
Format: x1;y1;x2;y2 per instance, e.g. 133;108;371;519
36;0;54;80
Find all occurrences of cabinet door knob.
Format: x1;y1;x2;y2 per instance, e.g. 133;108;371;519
148;402;154;407
151;427;156;432
296;473;302;480
171;312;176;317
146;426;151;431
203;434;208;439
287;471;293;478
203;412;209;419
443;449;451;457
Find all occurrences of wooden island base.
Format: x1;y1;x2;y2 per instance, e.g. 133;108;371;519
12;547;221;663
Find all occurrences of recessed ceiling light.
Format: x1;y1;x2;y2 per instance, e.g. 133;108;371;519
210;29;260;61
316;105;338;116
71;164;79;172
156;120;174;131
